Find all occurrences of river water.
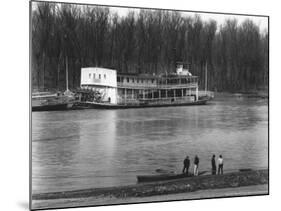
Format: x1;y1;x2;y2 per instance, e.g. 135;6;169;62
32;94;268;194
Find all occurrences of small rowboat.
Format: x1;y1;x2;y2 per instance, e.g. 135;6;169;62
137;171;207;183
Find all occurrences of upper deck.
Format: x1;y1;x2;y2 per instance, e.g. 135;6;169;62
80;66;199;90
117;73;198;89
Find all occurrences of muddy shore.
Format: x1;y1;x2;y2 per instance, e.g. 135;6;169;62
33;169;268;201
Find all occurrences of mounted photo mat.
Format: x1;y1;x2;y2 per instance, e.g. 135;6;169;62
30;0;269;210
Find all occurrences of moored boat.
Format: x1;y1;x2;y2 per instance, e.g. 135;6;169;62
137;171;207;183
32;91;75;112
75;63;214;109
32;54;77;112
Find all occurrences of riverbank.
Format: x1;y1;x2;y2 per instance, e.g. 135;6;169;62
32;184;268;210
213;90;268;99
32;169;268;209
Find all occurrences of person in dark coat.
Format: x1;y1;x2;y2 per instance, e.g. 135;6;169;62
194;155;199;176
182;156;190;175
211;154;216;175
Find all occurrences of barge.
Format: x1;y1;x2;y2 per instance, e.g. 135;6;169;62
32;91;75;112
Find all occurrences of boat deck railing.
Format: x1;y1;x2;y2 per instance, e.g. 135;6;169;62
117;82;198;89
117;95;197;105
116;91;214;102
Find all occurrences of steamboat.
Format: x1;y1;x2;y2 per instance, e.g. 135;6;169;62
76;63;214;109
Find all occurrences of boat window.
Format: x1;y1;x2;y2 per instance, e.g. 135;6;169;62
117;77;120;82
137;79;139;83
99;74;101;79
104;74;106;79
127;78;129;83
89;73;91;78
132;78;135;83
93;73;95;79
152;79;154;83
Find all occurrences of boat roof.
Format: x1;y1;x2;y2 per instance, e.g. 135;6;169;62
81;67;197;79
82;67;117;72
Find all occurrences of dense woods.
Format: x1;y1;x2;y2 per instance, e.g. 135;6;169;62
31;2;268;92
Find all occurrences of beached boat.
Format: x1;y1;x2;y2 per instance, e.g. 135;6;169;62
75;63;214;109
137;171;207;183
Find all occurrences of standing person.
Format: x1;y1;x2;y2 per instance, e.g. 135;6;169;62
218;155;224;175
211;154;216;175
182;156;190;175
194;155;199;176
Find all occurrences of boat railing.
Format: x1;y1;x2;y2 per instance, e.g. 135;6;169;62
117;95;196;105
32;93;59;99
117;82;157;89
117;82;198;89
157;83;198;89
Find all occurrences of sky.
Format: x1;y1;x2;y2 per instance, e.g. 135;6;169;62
31;1;268;33
109;6;268;33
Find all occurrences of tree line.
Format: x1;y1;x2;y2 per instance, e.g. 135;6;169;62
31;2;268;92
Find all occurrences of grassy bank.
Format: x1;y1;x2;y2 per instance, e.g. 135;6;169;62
33;169;268;201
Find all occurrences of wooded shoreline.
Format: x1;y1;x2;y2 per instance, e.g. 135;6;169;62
31;2;268;93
